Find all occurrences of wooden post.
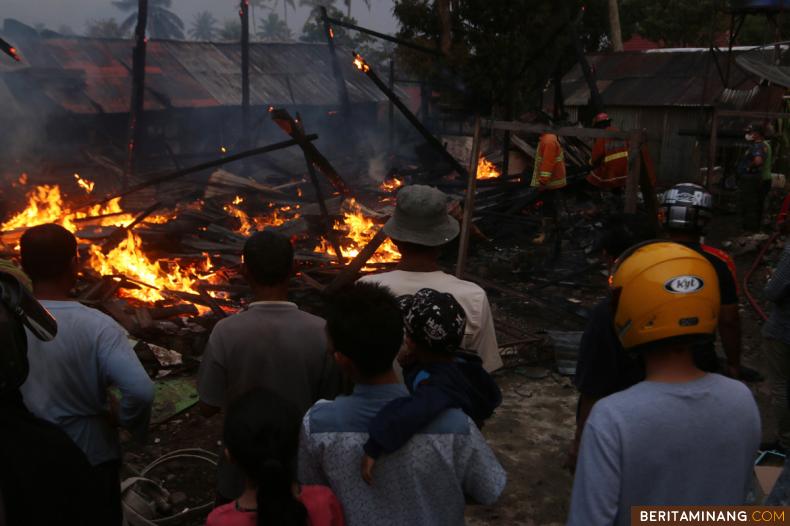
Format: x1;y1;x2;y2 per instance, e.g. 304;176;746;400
124;0;148;190
456;115;482;278
608;0;624;52
321;7;352;121
624;130;643;213
388;59;395;152
240;0;250;147
707;109;719;191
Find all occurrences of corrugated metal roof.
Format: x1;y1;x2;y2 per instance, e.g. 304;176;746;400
560;49;762;108
0;36;390;115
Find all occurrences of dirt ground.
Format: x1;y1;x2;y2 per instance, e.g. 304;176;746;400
124;211;782;526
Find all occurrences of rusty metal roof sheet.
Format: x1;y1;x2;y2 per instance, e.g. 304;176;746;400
560;49;762;108
0;36;389;115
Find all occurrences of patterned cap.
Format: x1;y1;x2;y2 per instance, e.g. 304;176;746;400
398;288;466;354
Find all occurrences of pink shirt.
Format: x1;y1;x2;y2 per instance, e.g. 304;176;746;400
205;485;344;526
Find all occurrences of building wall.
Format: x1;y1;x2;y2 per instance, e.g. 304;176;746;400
569;106;711;187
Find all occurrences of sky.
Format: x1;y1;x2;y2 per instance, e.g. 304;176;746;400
2;0;399;37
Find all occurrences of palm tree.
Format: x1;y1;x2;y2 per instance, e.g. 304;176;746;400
258;13;292;41
218;19;242;41
85;18;126;38
113;0;185;40
341;0;370;18
189;11;218;41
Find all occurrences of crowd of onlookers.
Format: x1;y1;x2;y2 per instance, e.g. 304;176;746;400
3;179;790;526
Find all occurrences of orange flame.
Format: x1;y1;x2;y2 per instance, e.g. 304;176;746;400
476;156;501;180
380;178;403;192
353;53;370;73
87;230;210;304
315;199;399;265
0;185;135;232
223;197;300;236
74;173;95;194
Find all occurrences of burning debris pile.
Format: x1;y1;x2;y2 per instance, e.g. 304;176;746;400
0;165;403;355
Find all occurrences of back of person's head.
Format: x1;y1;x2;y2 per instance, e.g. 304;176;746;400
610;241;720;352
224;388;307;526
20;224;77;282
400;288;466;355
599;213;656;260
325;282;403;378
242;231;294;286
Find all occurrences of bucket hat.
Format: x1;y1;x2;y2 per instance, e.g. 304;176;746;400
383;185;459;246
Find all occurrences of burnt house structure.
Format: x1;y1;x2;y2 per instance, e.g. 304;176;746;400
0;32;390;170
553;48;786;184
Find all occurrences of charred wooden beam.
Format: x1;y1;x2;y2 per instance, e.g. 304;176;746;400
124;0;149;189
325;228;388;295
240;0;251;145
0;37;21;62
85;136;315;207
351;53;469;180
324;14;441;57
320;7;353;122
269;108;352;196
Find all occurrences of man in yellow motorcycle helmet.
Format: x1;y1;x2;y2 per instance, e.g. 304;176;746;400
568;241;760;526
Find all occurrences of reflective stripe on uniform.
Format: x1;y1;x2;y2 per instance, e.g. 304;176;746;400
604;151;628;163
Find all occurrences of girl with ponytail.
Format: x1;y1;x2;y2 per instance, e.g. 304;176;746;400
206;389;345;526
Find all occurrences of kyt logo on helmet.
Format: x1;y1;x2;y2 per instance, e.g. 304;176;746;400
665;276;705;294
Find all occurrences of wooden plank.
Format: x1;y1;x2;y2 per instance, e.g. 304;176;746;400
486;120;634;140
456;115;482;278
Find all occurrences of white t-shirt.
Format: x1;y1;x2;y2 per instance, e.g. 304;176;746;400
359;270;502;372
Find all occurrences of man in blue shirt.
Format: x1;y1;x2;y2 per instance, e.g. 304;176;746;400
19;224;154;525
298;283;506;526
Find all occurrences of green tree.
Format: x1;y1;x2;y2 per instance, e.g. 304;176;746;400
189;11;218;40
218;19;242;41
393;0;609;113
258;13;293;41
85;18;127;38
300;4;371;49
619;0;723;47
113;0;186;40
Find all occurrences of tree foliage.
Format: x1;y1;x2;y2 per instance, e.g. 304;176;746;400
85;18;127;38
189;11;218;41
258;13;293;41
113;0;186;40
218;19;242;41
619;0;722;47
393;0;609;112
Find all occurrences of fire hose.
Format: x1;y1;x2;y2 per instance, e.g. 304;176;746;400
743;192;790;322
121;448;218;526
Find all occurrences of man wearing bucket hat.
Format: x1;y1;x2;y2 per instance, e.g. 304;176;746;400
567;242;760;526
359;185;502;372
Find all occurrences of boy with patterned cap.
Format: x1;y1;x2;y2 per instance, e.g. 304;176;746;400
360;288;502;484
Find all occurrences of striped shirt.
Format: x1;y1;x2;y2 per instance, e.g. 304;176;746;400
298;384;506;526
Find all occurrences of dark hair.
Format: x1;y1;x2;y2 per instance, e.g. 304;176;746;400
392;239;442;255
20;224;77;281
223;388;307;526
242;231;294;286
325;282;403;377
599;214;656;259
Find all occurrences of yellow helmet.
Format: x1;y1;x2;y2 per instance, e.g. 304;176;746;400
610;241;720;350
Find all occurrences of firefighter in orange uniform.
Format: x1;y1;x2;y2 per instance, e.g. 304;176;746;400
588;113;629;190
531;131;567;245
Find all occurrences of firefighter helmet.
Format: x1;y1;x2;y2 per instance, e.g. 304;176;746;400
659;183;713;233
610;241;720;350
592;112;611;126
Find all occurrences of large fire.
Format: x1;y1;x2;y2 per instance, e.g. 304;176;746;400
315;199;400;264
223;196;300;236
476;156;501;180
87;230;212;303
1;184;135;232
1;176;213;305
